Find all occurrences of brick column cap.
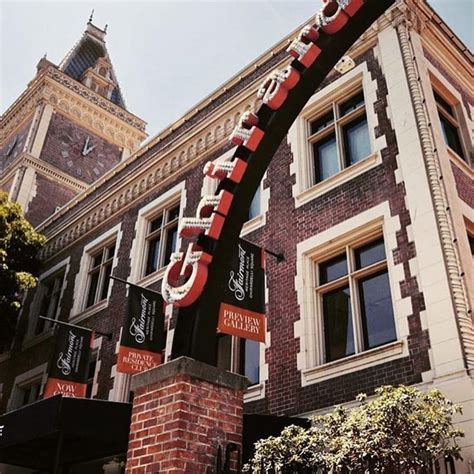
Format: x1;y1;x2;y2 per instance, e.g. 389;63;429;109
131;356;249;392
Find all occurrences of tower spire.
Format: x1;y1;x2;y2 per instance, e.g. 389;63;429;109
88;9;94;24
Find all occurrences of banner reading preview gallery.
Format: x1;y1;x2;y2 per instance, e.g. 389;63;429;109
44;325;93;399
218;239;266;343
117;285;165;375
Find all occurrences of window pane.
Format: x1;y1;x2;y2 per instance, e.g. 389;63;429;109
319;254;348;284
247;187;261;221
343;114;371;166
313;133;338;182
91;253;102;269
434;91;454;117
216;335;232;371
106;244;116;260
468;234;474;256
22;387;32;406
244;339;260;385
310;110;334;135
439;113;465;160
359;271;396;350
145;236;161;275
100;262;112;301
164;225;178;267
323;286;354;362
149;216;163;233
355;238;386;269
167;205;180;222
86;271;100;308
340;91;365;117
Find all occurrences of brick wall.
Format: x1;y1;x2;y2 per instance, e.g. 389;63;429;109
25;174;77;227
1;46;431;419
40;112;122;184
451;162;474;208
126;358;245;473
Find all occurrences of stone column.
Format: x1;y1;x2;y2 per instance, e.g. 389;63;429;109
125;357;247;473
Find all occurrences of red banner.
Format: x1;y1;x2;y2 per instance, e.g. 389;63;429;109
43;378;87;399
117;345;163;375
217;302;265;343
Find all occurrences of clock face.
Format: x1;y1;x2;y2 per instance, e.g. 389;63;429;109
2;132;25;165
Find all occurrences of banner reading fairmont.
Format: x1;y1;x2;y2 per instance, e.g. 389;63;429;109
218;239;266;342
44;325;93;398
117;286;165;375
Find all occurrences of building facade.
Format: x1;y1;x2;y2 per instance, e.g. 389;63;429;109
0;0;473;471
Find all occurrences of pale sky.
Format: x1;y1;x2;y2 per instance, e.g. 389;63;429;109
1;0;472;139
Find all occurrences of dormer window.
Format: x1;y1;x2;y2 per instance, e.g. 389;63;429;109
98;67;108;78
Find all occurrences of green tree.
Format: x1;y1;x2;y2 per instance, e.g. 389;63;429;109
245;386;463;473
0;192;46;345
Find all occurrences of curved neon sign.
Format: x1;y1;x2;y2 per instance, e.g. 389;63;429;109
162;0;395;364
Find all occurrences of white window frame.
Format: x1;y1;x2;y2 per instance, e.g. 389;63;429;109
289;63;383;208
426;68;473;170
295;203;409;386
128;182;186;287
24;257;70;348
71;223;122;323
8;363;48;411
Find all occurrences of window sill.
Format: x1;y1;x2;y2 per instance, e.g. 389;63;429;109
22;328;55;350
447;147;473;175
135;267;166;289
244;382;265;403
295;152;381;208
302;339;404;386
241;214;265;236
70;299;109;324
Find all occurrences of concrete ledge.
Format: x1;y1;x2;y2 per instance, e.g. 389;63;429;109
131;356;249;392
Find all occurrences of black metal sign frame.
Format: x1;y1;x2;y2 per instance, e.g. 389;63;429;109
170;0;395;365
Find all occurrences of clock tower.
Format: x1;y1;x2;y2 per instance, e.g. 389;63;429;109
0;18;147;227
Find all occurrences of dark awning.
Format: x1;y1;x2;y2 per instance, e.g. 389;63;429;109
0;395;131;471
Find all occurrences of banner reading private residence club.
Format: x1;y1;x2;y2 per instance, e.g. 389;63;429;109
217;239;266;342
117;285;165;375
44;325;93;399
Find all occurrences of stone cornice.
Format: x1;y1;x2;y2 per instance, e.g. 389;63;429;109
0;153;88;192
2;66;147;150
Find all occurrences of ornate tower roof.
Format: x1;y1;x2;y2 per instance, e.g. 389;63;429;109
59;17;126;109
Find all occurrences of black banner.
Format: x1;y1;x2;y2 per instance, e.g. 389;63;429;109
117;285;165;374
218;239;265;342
44;325;92;398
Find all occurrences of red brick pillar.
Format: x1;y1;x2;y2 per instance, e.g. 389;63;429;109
125;356;248;473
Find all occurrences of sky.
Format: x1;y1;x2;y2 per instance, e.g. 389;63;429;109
1;0;472;140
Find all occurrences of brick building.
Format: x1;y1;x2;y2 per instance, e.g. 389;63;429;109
0;0;473;472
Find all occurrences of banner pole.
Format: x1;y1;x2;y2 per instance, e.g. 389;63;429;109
109;275;162;295
263;248;284;262
38;316;112;340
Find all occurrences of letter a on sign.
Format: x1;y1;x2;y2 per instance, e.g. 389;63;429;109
217;239;266;343
44;325;93;399
117;285;165;375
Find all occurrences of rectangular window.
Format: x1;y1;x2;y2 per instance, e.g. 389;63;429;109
143;203;180;276
433;89;466;161
217;334;260;386
35;271;65;335
85;241;116;309
17;380;42;408
309;90;371;185
316;237;396;363
85;352;98;398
